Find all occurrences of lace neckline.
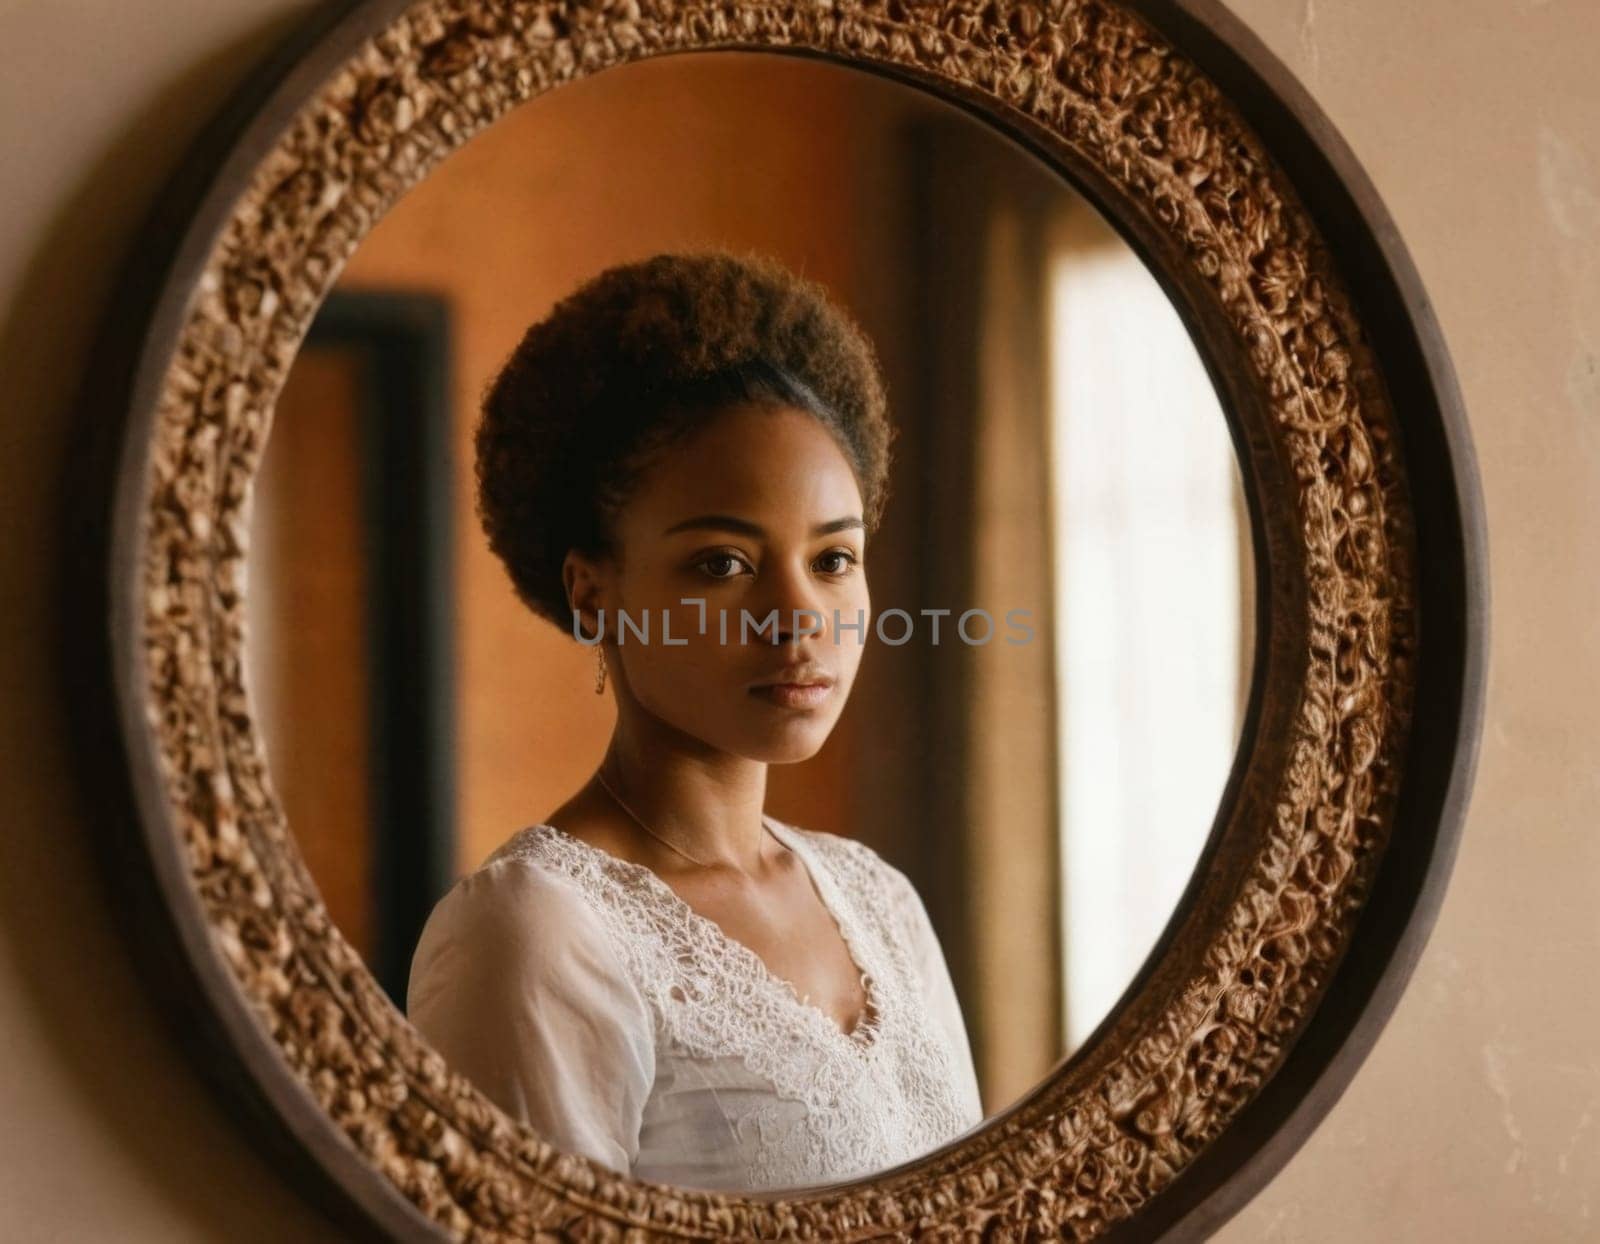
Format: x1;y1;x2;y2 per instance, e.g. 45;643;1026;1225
523;816;885;1054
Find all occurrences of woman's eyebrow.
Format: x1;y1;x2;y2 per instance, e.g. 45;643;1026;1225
661;514;864;538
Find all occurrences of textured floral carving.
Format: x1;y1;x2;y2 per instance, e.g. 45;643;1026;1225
134;0;1416;1238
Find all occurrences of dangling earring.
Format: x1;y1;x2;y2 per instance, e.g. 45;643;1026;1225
595;645;608;695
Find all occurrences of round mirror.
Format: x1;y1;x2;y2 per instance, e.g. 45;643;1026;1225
74;0;1485;1233
246;49;1254;1192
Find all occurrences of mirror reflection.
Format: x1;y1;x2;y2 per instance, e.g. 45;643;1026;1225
245;50;1253;1193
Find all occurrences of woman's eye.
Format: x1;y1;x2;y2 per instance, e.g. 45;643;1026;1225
695;552;749;580
816;549;860;575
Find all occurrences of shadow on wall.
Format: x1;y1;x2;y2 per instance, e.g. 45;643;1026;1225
9;7;362;1239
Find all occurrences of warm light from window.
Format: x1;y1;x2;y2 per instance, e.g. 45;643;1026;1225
1047;216;1249;1050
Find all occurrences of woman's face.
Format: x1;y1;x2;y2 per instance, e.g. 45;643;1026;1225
572;403;871;765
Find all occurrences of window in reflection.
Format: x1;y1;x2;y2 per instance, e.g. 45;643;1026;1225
1046;202;1253;1050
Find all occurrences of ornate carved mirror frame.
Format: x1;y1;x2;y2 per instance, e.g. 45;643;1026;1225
62;0;1488;1238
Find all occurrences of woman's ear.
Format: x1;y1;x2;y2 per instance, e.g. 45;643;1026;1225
563;548;608;640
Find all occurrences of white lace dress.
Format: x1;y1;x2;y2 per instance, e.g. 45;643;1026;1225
405;815;985;1192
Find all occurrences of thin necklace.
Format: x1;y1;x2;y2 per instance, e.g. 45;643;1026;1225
594;757;772;872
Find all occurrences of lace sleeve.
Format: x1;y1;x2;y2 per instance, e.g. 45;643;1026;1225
885;862;985;1125
405;855;656;1175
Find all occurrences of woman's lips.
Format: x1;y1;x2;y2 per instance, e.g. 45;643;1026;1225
748;682;832;709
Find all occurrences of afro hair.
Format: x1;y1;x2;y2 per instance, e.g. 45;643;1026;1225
474;248;897;635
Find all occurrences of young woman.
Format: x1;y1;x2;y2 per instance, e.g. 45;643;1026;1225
407;249;984;1192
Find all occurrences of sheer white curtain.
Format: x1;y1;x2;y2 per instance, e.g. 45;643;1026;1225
1046;202;1251;1050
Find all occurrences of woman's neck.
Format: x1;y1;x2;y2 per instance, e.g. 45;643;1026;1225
594;732;771;873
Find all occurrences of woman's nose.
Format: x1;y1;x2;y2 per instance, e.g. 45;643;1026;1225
760;562;829;643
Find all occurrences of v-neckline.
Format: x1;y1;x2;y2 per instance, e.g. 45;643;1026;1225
529;816;884;1052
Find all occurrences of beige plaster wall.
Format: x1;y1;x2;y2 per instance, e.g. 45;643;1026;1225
0;1;1591;1239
